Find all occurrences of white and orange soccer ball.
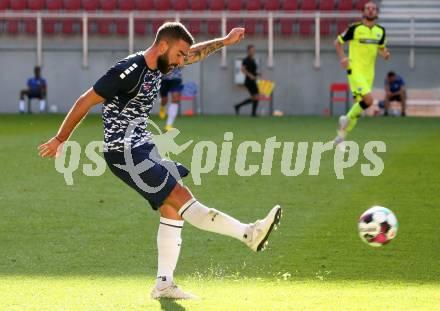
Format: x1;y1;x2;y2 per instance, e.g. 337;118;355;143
358;206;398;247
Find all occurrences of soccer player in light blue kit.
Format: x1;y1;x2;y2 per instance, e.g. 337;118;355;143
38;23;282;299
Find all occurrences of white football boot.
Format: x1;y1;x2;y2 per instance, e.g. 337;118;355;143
151;283;198;300
245;205;282;252
334;115;349;152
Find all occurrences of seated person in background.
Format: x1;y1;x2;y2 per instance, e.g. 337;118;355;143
19;66;47;114
384;71;406;116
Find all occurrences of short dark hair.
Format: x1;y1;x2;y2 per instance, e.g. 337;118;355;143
387;71;396;77
154;22;194;46
363;1;378;11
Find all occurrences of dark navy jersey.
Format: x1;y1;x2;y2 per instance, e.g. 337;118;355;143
27;77;46;93
93;52;162;152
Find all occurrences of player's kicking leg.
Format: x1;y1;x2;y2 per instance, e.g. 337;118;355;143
151;183;282;299
334;92;373;149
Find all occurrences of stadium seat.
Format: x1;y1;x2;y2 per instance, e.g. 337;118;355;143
299;0;316;37
10;0;27;9
154;0;171;10
173;0;188;10
82;0;98;10
24;18;36;34
337;0;354;34
263;0;280;34
319;0;335;36
227;0;242;33
190;0;205;10
116;0;133;34
118;0;134;10
7;20;19;34
134;0;153;34
280;0;297;35
100;0;116;10
46;0;63;10
43;20;56;34
135;0;153;10
27;0;44;10
244;0;261;35
207;0;224;35
63;0;81;34
0;0;10;10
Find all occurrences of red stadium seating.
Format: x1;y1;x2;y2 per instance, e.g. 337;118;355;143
264;0;279;10
337;0;354;34
134;0;153;34
155;0;171;10
10;0;27;9
118;0;134;10
82;0;98;10
244;0;261;35
190;0;205;10
227;0;242;33
173;0;188;10
65;0;80;10
24;18;36;34
299;0;316;36
319;0;335;36
0;0;10;10
43;20;56;34
7;20;19;34
207;0;224;35
100;0;116;10
63;0;81;35
46;0;62;10
280;0;297;35
27;0;44;10
135;0;153;10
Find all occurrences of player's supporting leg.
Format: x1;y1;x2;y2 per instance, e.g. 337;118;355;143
400;91;407;116
19;90;27;114
334;93;373;146
165;91;180;131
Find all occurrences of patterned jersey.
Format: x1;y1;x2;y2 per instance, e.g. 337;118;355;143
93;52;162;152
162;67;182;81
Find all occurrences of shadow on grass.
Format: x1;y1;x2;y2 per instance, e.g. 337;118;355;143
159;298;186;311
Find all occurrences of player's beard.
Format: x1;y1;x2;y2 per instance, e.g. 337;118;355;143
157;51;177;74
363;14;378;21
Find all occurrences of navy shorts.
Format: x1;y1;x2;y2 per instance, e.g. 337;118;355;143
245;79;259;96
104;143;189;210
160;79;182;97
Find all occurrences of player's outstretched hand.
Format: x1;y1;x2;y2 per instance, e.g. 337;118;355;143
38;137;62;158
223;28;245;46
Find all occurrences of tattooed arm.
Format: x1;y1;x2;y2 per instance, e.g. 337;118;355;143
184;28;245;65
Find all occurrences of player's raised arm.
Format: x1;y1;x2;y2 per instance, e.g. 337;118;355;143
184;28;245;65
38;88;104;158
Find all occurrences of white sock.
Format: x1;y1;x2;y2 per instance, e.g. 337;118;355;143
39;100;46;112
156;217;184;290
166;103;179;126
19;100;25;112
178;199;248;242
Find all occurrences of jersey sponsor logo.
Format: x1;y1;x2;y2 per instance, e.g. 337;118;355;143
359;38;380;44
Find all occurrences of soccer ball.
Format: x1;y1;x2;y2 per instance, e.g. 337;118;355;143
358;206;398;247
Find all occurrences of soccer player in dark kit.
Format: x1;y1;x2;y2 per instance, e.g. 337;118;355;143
235;44;259;117
38;23;282;299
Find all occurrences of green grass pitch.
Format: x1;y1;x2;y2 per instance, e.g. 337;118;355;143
1;114;439;310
